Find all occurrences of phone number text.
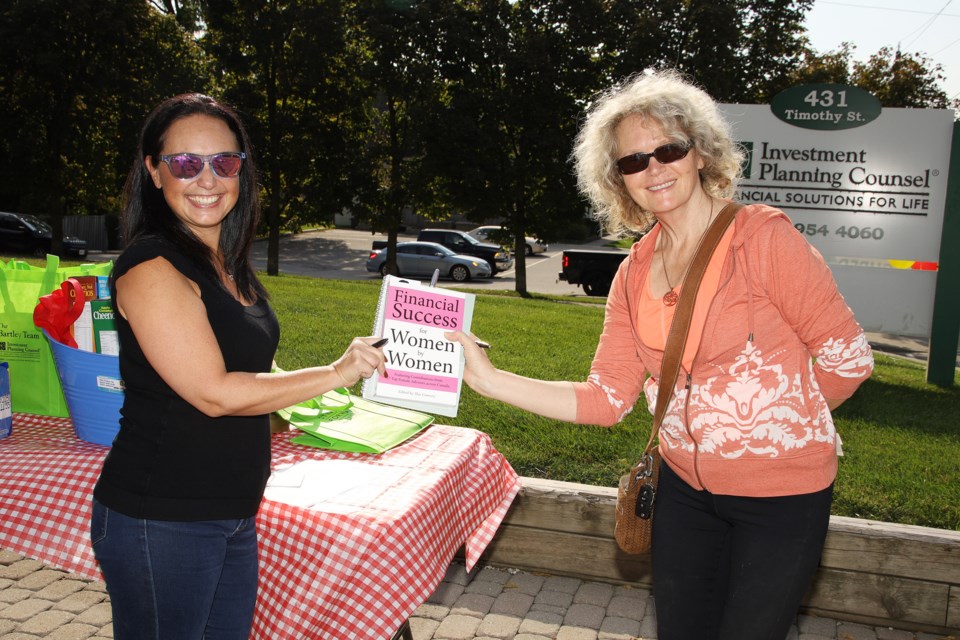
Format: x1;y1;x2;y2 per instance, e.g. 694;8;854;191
794;223;884;240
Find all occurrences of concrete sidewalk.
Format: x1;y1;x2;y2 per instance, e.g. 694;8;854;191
1;550;955;640
864;333;936;364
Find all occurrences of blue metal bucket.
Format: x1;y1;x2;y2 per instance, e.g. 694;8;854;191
43;330;123;446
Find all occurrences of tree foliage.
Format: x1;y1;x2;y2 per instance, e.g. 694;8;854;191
346;0;449;275
147;0;206;31
790;44;953;110
606;0;813;103
0;0;954;274
737;0;814;102
0;0;208;229
852;47;952;109
422;0;608;292
202;0;361;275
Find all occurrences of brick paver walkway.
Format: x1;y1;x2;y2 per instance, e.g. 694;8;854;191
2;549;955;640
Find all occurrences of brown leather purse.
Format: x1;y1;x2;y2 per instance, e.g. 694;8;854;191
615;203;741;554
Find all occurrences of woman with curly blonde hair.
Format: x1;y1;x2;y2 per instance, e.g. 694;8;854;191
574;69;745;236
448;69;873;640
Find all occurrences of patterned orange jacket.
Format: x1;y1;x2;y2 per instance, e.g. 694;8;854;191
573;204;874;497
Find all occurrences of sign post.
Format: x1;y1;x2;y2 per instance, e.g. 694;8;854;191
927;121;960;386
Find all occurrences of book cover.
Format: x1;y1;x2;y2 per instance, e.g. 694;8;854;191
91;299;118;355
67;275;109;301
69;276;112;353
70;276;99;303
95;276;110;300
362;275;474;418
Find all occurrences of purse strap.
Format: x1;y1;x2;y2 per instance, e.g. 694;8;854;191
641;201;742;454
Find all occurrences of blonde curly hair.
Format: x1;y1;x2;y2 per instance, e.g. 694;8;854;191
572;69;744;235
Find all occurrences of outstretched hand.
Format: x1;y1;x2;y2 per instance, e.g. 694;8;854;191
445;331;496;392
331;337;388;386
446;331;577;420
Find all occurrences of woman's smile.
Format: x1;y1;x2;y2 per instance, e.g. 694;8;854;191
145;114;242;248
615;115;704;217
647;179;677;193
187;193;225;207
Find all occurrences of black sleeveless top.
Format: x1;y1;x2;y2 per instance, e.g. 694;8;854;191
93;236;280;521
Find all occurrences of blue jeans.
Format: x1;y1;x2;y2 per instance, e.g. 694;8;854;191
651;461;834;640
90;499;259;640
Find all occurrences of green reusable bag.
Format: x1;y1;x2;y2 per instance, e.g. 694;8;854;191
277;387;434;454
0;255;114;416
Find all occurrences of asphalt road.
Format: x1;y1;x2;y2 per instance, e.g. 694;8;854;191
248;227;624;296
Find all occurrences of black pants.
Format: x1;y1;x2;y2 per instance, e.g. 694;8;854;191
651;461;833;640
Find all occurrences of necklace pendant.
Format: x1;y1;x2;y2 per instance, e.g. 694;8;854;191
663;289;679;306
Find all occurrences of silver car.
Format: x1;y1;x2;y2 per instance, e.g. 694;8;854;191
366;241;493;281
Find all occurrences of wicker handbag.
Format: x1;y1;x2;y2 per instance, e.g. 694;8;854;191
614;203;741;554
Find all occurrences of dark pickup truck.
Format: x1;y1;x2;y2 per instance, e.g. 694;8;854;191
559;249;628;296
373;228;513;275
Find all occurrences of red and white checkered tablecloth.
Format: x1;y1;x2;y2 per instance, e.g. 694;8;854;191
0;413;521;640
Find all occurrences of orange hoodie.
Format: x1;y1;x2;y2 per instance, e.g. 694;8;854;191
573;204;874;497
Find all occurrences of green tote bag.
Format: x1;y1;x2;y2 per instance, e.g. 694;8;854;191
0;255;113;416
277;387;434;454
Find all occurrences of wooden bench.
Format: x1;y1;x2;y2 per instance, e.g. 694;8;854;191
479;477;960;636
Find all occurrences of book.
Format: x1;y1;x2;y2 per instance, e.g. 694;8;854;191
91;299;118;355
68;275;110;301
68;275;112;353
361;275;474;418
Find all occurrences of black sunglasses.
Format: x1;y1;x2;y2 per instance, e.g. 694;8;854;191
616;143;691;175
159;152;246;180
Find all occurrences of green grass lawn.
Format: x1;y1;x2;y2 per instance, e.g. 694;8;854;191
8;255;958;531
262;274;960;532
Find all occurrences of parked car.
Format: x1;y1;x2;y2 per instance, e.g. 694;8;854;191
373;229;513;275
366;241;492;281
558;249;628;296
468;225;548;256
415;229;513;275
0;211;88;258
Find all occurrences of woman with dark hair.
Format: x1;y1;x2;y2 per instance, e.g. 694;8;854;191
448;70;874;639
91;93;386;639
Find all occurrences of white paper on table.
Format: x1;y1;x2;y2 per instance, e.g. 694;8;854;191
264;460;409;510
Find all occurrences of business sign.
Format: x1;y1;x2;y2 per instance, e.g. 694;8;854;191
721;86;955;337
769;84;882;130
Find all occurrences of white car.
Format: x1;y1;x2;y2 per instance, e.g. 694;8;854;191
468;225;547;256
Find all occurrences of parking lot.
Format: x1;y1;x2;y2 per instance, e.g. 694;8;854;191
248;227;619;296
